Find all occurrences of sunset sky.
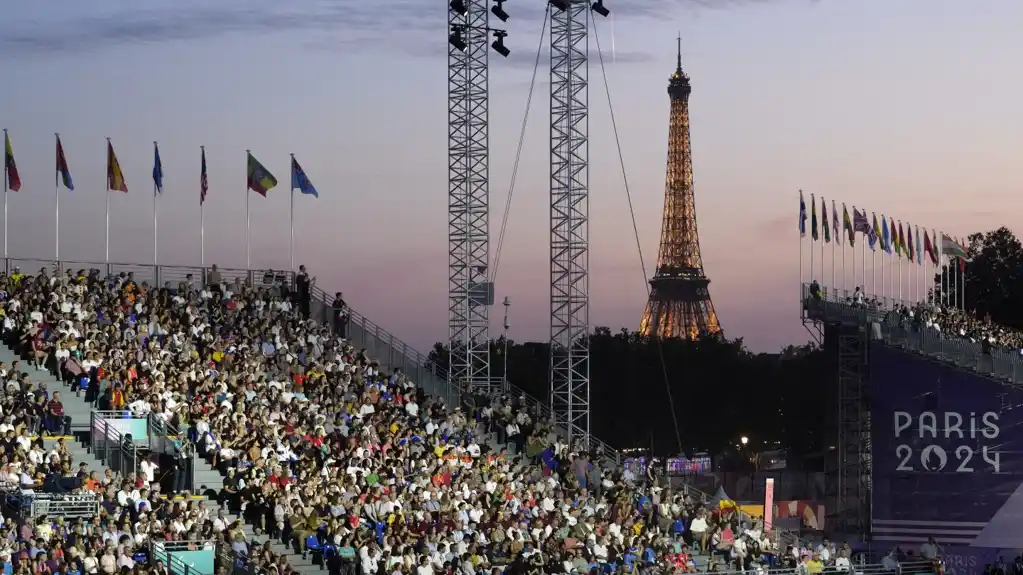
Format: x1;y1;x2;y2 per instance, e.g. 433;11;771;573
0;0;1020;354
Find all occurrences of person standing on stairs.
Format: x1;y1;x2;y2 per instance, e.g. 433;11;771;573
44;391;70;436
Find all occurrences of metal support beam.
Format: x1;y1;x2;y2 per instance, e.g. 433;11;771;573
836;322;871;534
448;0;492;393
549;0;589;443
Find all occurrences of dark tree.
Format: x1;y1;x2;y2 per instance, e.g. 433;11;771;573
934;227;1023;329
429;331;829;464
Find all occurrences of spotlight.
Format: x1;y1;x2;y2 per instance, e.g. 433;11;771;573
449;0;467;15
591;0;609;16
491;30;510;58
550;0;569;11
449;26;467;52
491;0;509;22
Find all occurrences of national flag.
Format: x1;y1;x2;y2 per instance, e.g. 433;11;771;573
152;143;164;194
798;190;807;237
924;230;937;265
821;198;830;243
200;148;208;205
247;152;277;196
872;213;882;250
881;216;891;254
107;141;128;193
941;234;967;258
843;204;855;246
920;226;928;266
906;222;914;262
291;156;319;198
957;237;967;272
811;194;818;241
832;200;840;246
56;136;74;191
4;132;21;192
897;221;905;258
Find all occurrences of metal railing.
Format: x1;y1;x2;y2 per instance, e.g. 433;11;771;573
802;284;1023;384
709;559;938;575
151;540;216;575
26;491;100;519
89;410;140;477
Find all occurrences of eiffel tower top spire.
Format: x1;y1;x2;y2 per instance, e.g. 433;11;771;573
669;34;691;101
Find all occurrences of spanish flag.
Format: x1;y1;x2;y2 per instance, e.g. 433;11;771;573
4;131;20;192
107;140;128;193
247;152;277;196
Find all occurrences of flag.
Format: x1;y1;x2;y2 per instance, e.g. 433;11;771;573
291;156;319;198
843;204;855;246
107;141;128;193
200;148;208;205
811;194;818;241
872;213;882;250
957;237;967;272
56;136;74;191
798;190;807;237
897;221;905;258
906;222;914;262
247;152;277;196
152;143;164;194
881;216;890;253
920;224;928;263
941;233;967;258
821;198;830;243
924;230;937;265
832;200;840;246
4;132;21;192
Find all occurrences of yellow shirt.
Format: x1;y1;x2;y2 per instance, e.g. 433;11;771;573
807;560;824;574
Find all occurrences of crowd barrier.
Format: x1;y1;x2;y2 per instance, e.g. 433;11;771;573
802;284;1023;383
5;491;101;519
90;410;141;477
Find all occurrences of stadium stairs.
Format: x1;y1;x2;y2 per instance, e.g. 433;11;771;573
0;344;111;477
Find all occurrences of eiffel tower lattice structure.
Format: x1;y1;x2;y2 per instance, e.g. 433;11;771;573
639;38;722;340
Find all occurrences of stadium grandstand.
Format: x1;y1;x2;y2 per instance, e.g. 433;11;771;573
0;257;948;575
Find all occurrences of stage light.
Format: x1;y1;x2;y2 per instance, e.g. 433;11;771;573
450;0;467;15
449;26;467;52
591;0;609;17
491;30;510;57
550;0;569;11
491;0;509;22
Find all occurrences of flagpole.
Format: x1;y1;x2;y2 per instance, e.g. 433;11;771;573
200;146;205;267
153;141;159;266
105;137;111;264
289;153;295;272
245;149;251;270
54;133;59;263
2;129;7;261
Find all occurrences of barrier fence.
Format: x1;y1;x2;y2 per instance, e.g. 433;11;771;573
802;283;1023;383
90;410;141;477
5;491;101;519
150;540;216;575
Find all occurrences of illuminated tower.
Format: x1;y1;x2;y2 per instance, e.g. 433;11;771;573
639;38;722;339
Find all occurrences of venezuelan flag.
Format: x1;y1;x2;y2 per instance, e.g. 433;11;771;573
4;131;21;192
107;140;128;193
247;152;277;196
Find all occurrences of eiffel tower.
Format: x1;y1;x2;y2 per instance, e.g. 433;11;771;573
639;38;722;339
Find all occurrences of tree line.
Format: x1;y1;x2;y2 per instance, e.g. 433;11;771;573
429;227;1023;465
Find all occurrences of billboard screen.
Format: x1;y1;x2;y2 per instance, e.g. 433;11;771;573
870;345;1023;548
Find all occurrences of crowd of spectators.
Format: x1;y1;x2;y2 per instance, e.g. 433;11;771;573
0;266;940;575
808;280;1023;355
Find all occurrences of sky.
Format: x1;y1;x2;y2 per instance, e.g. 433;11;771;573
0;0;1021;354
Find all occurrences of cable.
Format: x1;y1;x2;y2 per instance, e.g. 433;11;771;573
491;5;550;285
590;10;684;456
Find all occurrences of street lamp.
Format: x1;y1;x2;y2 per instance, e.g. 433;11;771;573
740;436;749;446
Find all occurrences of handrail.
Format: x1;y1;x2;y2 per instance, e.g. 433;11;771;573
709;559;938;575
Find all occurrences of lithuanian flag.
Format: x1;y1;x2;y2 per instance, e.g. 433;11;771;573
107;140;128;193
247;152;277;197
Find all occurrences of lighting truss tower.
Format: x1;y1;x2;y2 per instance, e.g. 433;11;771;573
549;0;591;443
448;0;493;394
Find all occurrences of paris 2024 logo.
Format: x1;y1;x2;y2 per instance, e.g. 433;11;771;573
893;411;1002;473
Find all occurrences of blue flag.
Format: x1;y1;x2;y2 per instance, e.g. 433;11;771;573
291;156;318;198
153;143;164;194
881;216;891;253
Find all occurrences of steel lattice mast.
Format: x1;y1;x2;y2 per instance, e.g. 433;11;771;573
448;0;493;393
549;0;590;442
639;38;722;340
